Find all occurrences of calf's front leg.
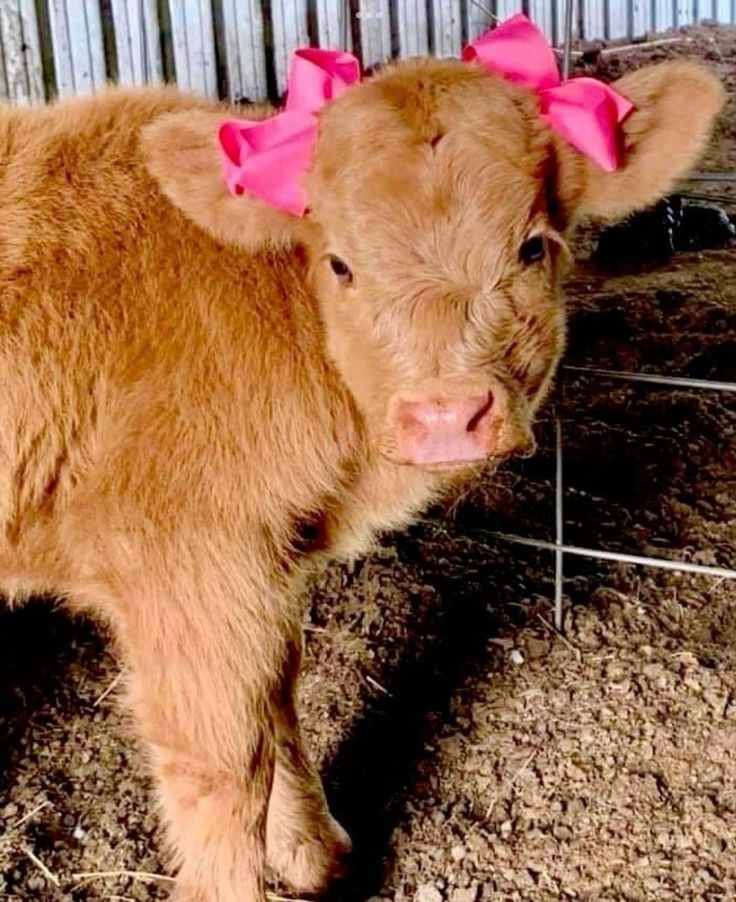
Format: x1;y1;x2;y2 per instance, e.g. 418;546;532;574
115;580;284;902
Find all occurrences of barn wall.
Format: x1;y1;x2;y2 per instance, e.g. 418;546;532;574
0;0;733;104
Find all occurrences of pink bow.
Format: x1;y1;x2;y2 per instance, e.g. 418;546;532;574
463;13;633;171
219;15;633;214
219;48;361;215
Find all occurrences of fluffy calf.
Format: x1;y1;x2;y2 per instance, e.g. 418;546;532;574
0;55;722;901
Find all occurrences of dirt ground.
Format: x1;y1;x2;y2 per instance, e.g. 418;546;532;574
1;24;735;902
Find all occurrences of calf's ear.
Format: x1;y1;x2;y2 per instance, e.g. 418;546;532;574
141;110;309;250
556;61;724;223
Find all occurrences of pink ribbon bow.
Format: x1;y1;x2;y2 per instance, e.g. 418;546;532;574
219;14;633;214
219;48;361;215
463;13;633;171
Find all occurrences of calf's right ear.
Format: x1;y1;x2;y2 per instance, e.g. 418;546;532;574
141;110;309;250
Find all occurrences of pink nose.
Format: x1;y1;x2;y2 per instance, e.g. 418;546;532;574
392;392;495;466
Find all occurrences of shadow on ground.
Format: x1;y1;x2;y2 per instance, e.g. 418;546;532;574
320;524;552;901
0;601;107;804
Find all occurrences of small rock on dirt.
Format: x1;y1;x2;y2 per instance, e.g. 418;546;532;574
450;844;466;861
450;885;479;902
416;884;444;902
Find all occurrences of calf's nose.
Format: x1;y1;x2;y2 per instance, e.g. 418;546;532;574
392;391;495;467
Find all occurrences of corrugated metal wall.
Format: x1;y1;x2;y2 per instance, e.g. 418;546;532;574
0;0;733;105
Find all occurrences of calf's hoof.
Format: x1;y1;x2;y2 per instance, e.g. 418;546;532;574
269;814;352;894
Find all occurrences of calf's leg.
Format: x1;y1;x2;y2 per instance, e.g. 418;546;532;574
115;580;283;902
266;634;352;893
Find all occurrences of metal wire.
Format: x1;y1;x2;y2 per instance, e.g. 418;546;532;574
492;533;736;581
542;358;736;629
551;0;574;631
563;366;736;394
554;415;565;630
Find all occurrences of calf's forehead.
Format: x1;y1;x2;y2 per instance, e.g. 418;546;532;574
307;59;551;265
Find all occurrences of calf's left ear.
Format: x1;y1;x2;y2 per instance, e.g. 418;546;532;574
141;110;310;250
557;61;724;223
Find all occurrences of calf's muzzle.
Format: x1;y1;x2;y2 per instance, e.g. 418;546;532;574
387;378;522;469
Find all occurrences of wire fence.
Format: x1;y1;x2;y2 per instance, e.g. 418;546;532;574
492;3;736;630
494;364;736;631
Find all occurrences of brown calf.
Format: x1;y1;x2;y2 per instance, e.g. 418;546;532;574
0;56;722;901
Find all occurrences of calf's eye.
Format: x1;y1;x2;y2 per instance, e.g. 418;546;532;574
519;235;546;266
329;255;353;285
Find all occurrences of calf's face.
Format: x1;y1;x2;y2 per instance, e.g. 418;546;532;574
144;58;722;473
307;63;567;470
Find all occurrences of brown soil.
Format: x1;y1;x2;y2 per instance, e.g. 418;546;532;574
1;24;735;902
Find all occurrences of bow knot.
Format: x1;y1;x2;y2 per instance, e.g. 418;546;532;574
219;14;633;215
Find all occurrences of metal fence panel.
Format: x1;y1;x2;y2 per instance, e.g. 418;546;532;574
653;0;675;31
110;0;162;86
584;0;606;39
608;0;630;38
221;0;268;100
716;0;733;23
531;0;557;42
317;0;352;49
398;0;429;56
0;0;44;103
497;0;524;17
677;0;697;26
0;0;734;103
48;0;106;97
359;0;392;69
632;0;653;36
271;0;308;93
432;0;461;56
0;11;6;100
167;0;217;97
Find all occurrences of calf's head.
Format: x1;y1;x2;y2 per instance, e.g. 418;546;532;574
144;59;722;472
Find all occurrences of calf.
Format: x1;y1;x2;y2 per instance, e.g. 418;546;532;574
0;41;721;902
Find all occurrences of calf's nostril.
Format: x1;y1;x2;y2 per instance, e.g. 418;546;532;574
466;392;494;433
